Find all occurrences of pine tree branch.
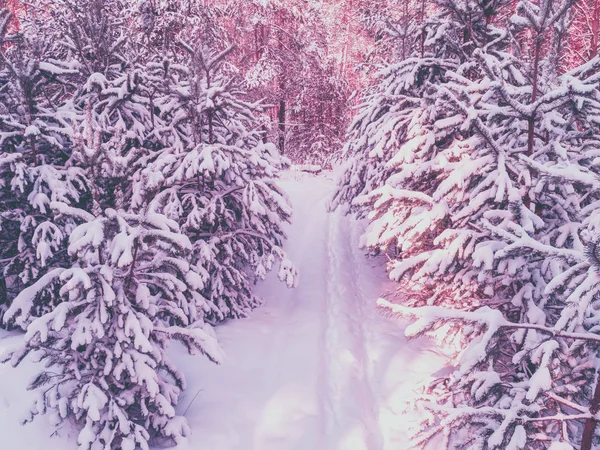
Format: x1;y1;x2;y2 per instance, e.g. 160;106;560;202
378;298;600;344
526;413;591;422
546;392;588;414
198;229;272;246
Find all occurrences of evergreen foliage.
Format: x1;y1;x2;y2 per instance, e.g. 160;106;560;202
0;1;294;447
335;0;600;447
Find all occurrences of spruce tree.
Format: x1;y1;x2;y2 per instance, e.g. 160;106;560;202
137;33;296;321
4;200;224;449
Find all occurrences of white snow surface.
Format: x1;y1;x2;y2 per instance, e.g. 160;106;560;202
0;170;445;450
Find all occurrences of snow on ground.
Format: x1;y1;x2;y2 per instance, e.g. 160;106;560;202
0;170;447;450
169;170;447;450
0;329;78;449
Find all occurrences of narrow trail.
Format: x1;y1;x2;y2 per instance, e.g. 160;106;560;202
168;170;446;450
322;207;383;450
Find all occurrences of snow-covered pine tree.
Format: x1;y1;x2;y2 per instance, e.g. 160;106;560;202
0;7;82;320
3;2;229;447
3;197;224;450
136;29;296;322
55;0;161;212
330;0;449;215
414;3;600;445
345;0;600;448
332;0;513;308
381;130;600;447
358;0;427;67
0;0;167;324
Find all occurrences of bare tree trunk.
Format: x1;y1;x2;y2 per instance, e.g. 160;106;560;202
420;0;426;57
340;0;353;76
581;372;600;450
206;70;214;144
402;0;409;60
526;37;542;158
278;94;285;154
277;9;286;154
591;0;600;60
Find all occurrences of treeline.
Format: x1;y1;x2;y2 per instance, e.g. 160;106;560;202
334;0;600;449
0;1;296;448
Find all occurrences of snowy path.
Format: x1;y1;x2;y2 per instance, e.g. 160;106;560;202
171;171;446;450
0;171;446;450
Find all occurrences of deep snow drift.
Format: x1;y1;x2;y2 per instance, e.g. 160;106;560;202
0;171;446;450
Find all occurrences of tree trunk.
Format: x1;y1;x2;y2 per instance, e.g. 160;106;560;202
526;37;542;158
581;371;600;450
278;96;285;154
402;0;409;60
591;0;600;60
277;8;286;155
420;0;426;57
525;36;542;210
206;70;214;144
261;124;268;144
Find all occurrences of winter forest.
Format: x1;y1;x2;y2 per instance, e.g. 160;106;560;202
3;0;600;449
